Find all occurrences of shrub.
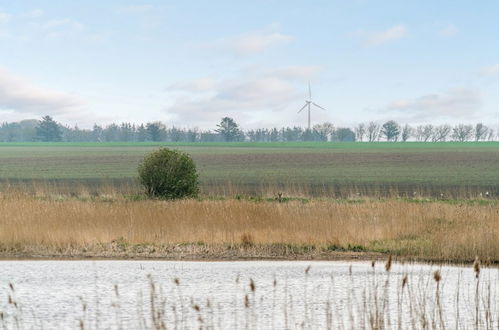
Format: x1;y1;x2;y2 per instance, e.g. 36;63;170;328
138;148;199;199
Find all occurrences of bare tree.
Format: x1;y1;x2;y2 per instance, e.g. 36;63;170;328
432;124;451;142
416;125;433;142
354;123;366;142
452;124;473;142
313;122;335;141
367;121;380;142
474;123;489;141
487;129;495;141
401;124;413;142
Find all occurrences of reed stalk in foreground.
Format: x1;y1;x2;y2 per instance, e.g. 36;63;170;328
0;195;497;262
0;260;497;329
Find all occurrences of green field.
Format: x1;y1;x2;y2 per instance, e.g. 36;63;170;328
1;142;498;197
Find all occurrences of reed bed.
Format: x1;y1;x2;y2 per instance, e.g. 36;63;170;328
1;177;497;199
0;194;497;263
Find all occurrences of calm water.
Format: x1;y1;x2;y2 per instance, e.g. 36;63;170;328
0;260;497;329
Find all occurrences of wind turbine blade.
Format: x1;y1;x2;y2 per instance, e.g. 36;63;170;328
312;102;326;111
297;102;308;113
308;81;312;99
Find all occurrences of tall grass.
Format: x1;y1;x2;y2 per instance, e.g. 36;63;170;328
0;194;497;262
2;178;498;199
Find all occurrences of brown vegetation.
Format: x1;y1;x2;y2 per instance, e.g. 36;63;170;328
0;194;497;263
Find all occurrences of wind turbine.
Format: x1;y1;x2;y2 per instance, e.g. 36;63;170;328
297;81;326;130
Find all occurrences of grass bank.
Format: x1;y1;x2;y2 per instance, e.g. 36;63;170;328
1;195;497;263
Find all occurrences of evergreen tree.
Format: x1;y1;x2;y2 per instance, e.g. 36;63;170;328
36;116;62;142
215;117;243;142
146;122;163;141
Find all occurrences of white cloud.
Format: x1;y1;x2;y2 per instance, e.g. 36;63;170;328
438;23;458;37
164;63;327;127
357;24;407;46
167;78;217;93
39;18;85;39
481;63;499;76
230;31;294;56
0;11;11;24
166;74;302;126
116;4;164;29
386;88;481;118
20;9;44;19
0;68;83;115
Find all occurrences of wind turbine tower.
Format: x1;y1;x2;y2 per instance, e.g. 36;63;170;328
297;81;326;130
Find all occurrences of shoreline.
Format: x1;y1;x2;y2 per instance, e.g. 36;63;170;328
0;249;496;267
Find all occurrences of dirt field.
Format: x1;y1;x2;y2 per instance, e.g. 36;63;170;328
1;142;498;197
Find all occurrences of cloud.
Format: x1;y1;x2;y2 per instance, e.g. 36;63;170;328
232;31;293;55
0;68;83;115
167;78;217;93
481;63;499;76
116;4;164;29
166;74;302;125
20;9;44;19
385;88;481;118
438;23;458;37
37;18;85;39
357;25;407;46
0;10;11;24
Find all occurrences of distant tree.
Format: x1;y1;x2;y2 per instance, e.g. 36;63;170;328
215;117;243;142
302;128;315;141
120;122;133;142
146;122;163;142
103;123;120;141
92;124;103;142
432;125;451;142
354;123;366;142
282;127;303;142
381;120;400;142
367;122;381;142
36;116;62;142
137;124;148;142
313;122;335;141
487;129;495;141
333;128;356;142
415;125;433;142
452;124;473;142
268;128;279;142
474;123;489;141
401;124;413;142
186;128;199;142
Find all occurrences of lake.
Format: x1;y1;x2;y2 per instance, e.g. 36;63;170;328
0;260;497;329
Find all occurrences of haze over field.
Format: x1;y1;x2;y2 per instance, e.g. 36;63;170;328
1;1;499;129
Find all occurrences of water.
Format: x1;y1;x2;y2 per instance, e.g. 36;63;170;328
0;260;497;329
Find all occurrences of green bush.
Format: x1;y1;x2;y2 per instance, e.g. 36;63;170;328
138;148;199;199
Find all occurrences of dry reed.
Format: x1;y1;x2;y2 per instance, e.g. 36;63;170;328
0;194;497;262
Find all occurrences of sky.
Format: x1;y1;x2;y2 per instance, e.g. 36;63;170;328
0;0;498;130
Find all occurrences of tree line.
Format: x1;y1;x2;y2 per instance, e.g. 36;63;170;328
0;116;497;142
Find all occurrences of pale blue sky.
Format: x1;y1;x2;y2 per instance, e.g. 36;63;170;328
0;0;498;129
